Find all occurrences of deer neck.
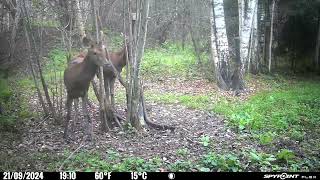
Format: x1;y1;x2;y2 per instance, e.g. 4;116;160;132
83;56;98;77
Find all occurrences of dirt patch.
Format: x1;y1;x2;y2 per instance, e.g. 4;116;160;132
0;94;262;171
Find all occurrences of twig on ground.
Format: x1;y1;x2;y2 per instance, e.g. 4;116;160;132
58;139;86;171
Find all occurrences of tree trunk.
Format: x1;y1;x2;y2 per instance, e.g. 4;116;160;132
210;0;229;90
90;0;98;39
127;0;150;130
223;0;238;58
224;0;245;91
231;37;245;91
268;0;275;73
252;0;264;74
315;16;320;71
8;0;21;62
242;0;257;74
73;0;85;40
58;0;74;30
263;0;270;67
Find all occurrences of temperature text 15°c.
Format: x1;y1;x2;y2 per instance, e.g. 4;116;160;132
131;172;147;180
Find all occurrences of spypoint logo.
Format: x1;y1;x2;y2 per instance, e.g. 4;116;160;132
264;173;299;180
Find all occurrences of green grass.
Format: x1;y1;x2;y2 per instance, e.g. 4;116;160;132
0;77;12;103
30;20;60;28
145;92;214;110
47;48;69;72
142;42;198;77
142;76;320;171
0;72;33;130
214;81;320;139
58;150;164;172
53;145;316;172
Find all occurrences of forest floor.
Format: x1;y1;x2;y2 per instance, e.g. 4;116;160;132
1;74;319;172
0;76;262;171
1;28;319;171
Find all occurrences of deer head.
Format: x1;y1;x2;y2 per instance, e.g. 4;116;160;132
87;43;108;66
82;36;109;67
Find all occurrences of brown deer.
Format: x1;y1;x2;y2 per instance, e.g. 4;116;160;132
64;41;110;141
103;43;129;108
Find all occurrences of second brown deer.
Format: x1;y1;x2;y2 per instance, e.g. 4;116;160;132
64;40;110;141
103;43;129;109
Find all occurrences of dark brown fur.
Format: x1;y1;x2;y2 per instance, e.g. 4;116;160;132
63;44;109;141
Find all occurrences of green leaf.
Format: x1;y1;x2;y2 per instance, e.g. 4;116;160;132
276;149;295;162
250;152;262;162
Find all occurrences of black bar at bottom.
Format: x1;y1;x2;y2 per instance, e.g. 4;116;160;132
1;172;319;180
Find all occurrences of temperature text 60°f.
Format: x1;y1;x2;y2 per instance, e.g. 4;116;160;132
95;172;112;180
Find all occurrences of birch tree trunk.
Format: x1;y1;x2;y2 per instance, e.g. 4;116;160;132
263;0;270;67
246;0;258;73
210;0;228;90
268;0;275;73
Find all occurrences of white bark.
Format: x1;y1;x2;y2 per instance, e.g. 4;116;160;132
240;0;257;65
246;0;258;72
268;0;275;72
216;0;229;54
210;0;219;66
239;0;243;56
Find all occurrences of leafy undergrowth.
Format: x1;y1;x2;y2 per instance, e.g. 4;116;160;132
61;75;319;172
140;75;320;171
214;80;320;141
50;137;317;172
0;71;33;131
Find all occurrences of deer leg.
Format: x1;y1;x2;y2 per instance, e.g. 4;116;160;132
64;96;73;141
72;98;79;133
82;93;93;141
110;77;116;109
